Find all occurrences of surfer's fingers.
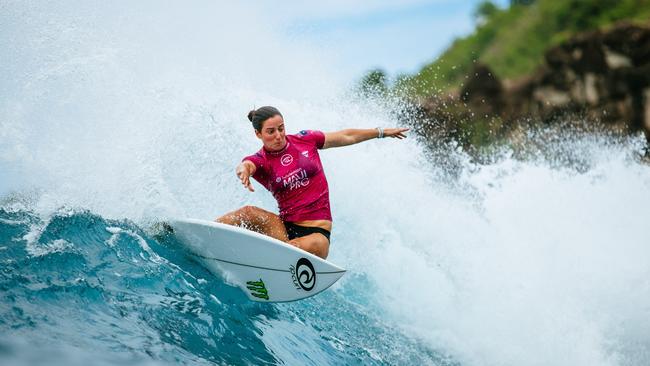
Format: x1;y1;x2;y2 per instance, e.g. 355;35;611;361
242;176;255;192
385;128;408;138
240;171;250;184
395;129;408;138
246;181;255;192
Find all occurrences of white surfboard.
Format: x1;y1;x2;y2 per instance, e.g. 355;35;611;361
169;218;346;302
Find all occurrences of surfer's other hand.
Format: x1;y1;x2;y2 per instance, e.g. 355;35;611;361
236;167;255;192
384;127;409;139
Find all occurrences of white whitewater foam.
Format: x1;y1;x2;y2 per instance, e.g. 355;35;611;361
26;239;75;257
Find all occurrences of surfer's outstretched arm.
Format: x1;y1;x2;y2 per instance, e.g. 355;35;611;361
323;127;409;149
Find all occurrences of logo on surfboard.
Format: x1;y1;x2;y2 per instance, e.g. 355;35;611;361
290;258;316;291
246;279;270;300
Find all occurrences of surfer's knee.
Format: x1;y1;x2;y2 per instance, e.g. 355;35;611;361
290;235;329;259
317;244;329;259
235;205;268;222
239;205;257;216
215;205;260;225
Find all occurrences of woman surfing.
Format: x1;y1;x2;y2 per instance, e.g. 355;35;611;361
216;106;408;259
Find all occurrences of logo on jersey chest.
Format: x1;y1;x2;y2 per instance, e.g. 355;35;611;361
280;154;293;166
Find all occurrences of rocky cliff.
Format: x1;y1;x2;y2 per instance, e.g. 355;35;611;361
418;22;650;150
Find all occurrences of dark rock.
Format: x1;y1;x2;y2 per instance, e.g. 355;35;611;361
566;32;608;74
459;63;504;116
545;46;572;69
602;23;650;66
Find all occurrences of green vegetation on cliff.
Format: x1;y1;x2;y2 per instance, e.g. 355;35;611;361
399;0;650;96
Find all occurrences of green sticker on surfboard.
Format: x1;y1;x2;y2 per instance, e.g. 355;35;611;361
246;279;269;300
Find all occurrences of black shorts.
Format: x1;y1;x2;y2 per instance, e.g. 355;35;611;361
284;222;331;241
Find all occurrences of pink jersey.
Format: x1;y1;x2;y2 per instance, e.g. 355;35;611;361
242;130;331;222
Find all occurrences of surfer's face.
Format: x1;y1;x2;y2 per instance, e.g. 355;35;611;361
256;115;287;151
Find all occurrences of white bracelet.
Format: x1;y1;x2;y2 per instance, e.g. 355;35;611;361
376;127;384;138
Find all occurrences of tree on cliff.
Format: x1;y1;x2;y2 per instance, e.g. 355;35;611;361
474;1;499;24
510;0;535;5
358;69;388;97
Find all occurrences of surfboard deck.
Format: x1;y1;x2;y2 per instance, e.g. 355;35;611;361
169;218;346;302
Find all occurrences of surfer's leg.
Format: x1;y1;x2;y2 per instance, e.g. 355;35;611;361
290;234;330;259
216;206;289;242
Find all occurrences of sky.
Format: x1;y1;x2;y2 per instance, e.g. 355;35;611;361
257;0;509;82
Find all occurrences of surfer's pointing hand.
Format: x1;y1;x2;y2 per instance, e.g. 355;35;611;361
236;161;256;192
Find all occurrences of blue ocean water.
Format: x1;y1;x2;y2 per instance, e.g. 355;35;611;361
0;208;452;365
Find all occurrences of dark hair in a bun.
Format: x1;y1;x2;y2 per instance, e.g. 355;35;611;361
248;106;282;131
